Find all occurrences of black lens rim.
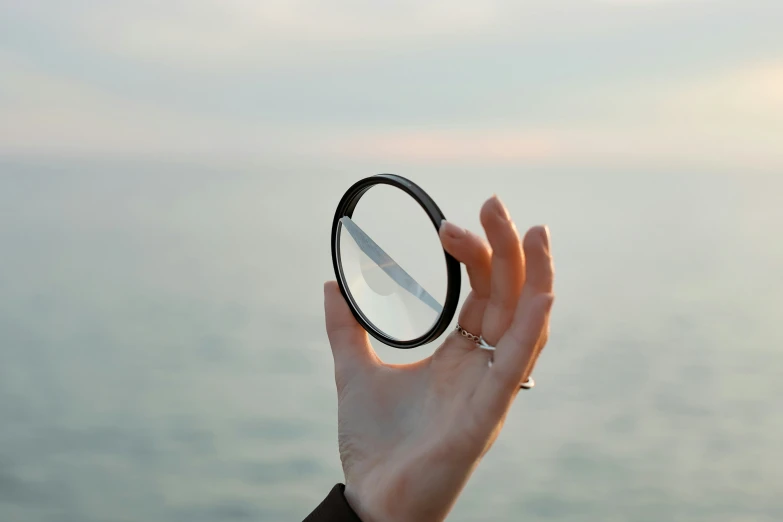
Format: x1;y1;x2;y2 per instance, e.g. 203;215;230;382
331;174;461;349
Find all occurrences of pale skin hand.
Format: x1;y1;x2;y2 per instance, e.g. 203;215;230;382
324;195;555;522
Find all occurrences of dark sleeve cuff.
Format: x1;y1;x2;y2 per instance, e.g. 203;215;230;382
303;483;363;522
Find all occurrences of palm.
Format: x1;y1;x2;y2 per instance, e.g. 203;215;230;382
337;351;485;521
324;196;555;522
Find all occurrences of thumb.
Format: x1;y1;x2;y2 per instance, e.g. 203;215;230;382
324;281;378;384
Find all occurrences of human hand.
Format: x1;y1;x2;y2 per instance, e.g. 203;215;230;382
324;195;555;522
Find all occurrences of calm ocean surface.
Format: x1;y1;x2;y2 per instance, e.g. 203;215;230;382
1;159;781;521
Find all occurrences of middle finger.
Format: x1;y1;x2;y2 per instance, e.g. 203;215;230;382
480;195;525;346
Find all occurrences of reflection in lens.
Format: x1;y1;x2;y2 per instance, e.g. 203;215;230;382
340;217;442;314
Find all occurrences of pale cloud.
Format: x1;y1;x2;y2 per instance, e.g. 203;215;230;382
6;0;746;69
321;61;783;169
38;1;502;68
330;129;557;163
0;51;307;160
660;62;783;123
325;124;782;170
1;1;781;170
3;54;780;170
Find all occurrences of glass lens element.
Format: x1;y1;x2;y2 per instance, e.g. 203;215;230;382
338;184;447;341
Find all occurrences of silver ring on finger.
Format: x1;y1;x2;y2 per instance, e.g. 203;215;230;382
455;324;535;390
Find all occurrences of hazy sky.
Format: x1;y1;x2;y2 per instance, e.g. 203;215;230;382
1;0;781;171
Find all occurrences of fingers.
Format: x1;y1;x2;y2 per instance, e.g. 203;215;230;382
324;281;378;388
473;226;555;413
439;220;492;340
480;196;525;346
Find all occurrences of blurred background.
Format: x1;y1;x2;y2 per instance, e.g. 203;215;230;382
1;1;782;521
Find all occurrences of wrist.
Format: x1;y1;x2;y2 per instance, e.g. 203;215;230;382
343;481;449;522
344;483;383;522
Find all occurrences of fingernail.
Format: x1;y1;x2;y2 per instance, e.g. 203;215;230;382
540;225;550;249
491;195;510;221
441;219;466;239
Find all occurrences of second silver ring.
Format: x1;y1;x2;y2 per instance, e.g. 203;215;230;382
455;324;535;390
